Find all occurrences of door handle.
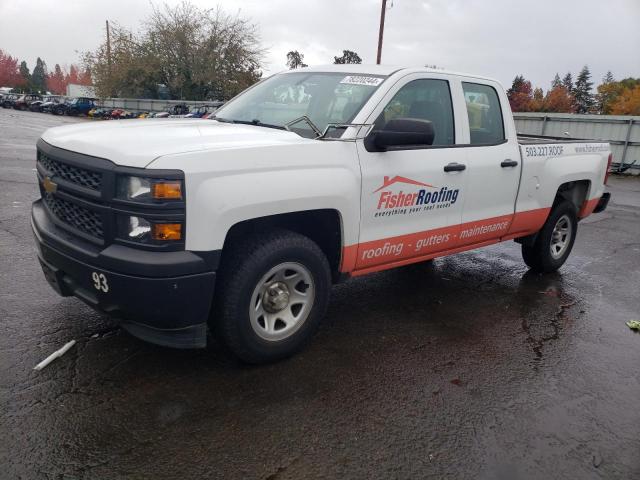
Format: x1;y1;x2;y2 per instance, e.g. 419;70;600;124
444;163;466;172
501;159;518;168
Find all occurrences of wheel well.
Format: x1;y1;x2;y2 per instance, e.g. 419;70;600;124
554;180;590;212
222;209;343;282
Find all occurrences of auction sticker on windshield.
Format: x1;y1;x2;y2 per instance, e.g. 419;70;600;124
340;76;384;86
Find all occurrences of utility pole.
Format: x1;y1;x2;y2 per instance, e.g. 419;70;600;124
376;0;387;64
106;20;112;96
106;20;111;69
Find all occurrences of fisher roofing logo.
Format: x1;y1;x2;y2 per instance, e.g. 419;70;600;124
374;175;460;213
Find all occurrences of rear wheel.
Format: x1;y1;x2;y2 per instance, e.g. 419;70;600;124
214;230;331;364
522;201;577;273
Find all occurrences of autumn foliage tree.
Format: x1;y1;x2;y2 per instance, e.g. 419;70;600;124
543;85;575;113
45;64;92;95
0;49;24;87
609;86;640;115
507;75;534;112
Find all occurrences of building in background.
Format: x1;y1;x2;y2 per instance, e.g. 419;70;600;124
66;83;96;98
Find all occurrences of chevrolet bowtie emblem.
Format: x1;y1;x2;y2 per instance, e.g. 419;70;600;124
43;176;57;194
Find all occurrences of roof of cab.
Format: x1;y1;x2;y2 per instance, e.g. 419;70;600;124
277;64;499;84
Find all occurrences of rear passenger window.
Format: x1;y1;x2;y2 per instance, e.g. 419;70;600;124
377;79;455;146
462;82;505;145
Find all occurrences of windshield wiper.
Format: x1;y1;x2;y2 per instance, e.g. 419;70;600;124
211;116;285;130
284;116;322;137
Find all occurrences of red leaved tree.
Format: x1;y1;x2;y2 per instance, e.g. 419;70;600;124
0;49;24;87
507;75;534;112
544;85;575;113
46;64;92;94
46;64;66;94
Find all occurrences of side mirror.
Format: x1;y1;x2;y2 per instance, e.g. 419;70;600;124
366;118;435;152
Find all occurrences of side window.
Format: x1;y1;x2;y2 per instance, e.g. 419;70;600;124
377;79;455;146
462;82;505;145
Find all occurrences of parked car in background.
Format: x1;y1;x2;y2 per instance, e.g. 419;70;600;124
1;94;18;108
185;105;212;118
30;96;58;112
52;97;96;116
13;94;42;110
40;97;61;113
155;103;190;118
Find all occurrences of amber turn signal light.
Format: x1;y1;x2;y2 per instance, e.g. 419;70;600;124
152;181;183;200
152;223;182;241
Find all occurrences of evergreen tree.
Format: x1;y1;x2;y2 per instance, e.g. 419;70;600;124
19;61;31;92
551;73;562;88
562;72;573;93
596;71;619;114
602;71;614;84
573;65;594;113
31;57;47;93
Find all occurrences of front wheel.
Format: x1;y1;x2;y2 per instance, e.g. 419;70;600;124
214;230;331;364
522;201;578;273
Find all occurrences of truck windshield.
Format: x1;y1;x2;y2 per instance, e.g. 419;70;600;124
213;72;387;138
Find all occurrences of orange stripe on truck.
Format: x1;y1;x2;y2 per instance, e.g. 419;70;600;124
340;207;552;275
578;197;600;218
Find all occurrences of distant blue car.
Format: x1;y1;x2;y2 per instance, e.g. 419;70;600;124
52;97;96;116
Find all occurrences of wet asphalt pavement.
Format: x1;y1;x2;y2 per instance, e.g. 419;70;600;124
1;109;639;480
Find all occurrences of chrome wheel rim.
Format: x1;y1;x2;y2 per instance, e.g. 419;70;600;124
249;262;315;342
550;214;572;259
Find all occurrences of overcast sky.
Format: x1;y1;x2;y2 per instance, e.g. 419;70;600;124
0;0;638;90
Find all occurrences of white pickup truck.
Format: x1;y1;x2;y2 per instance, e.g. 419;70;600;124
33;65;612;363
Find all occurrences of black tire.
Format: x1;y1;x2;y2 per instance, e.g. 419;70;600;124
522;201;578;273
214;229;331;364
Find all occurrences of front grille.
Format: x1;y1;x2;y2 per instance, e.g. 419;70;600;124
43;192;103;239
38;152;102;190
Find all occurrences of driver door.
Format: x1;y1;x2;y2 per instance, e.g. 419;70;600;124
355;75;468;272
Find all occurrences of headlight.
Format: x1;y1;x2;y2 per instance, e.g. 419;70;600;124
118;215;182;243
117;176;183;202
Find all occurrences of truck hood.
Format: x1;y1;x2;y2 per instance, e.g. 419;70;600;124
41;119;309;168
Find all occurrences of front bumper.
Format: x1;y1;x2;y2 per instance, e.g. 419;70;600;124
32;200;216;348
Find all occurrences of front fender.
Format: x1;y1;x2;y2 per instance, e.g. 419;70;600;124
149;141;362;252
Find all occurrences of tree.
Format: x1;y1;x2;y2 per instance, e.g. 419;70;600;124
603;71;614;84
573;65;594;113
531;87;544;111
334;50;362;64
286;51;307;69
597;71;618;114
67;64;79;84
543;85;575;113
0;49;23;87
46;64;66;94
19;61;31;91
609;86;640;115
507;75;533;112
31;57;47;93
84;3;264;99
77;68;92;85
551;73;562;88
562;72;573;93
